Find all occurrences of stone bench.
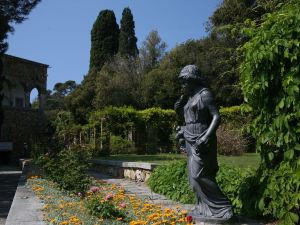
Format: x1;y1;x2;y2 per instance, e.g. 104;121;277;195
89;159;159;182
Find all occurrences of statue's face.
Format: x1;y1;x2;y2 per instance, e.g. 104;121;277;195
181;79;196;95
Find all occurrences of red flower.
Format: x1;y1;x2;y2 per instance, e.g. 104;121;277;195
186;215;193;223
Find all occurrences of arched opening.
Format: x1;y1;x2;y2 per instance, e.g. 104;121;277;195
30;88;40;109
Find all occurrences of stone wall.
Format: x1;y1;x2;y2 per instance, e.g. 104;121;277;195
1;54;48;110
1;107;48;162
90;160;158;182
2;54;48;93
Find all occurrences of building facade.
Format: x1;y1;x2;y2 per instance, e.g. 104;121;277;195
0;54;49;163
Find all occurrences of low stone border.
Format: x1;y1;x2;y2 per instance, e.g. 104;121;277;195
89;159;159;182
5;164;44;225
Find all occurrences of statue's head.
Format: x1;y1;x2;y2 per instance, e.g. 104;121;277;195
179;65;205;94
179;65;201;81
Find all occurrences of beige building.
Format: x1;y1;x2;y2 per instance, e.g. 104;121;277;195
0;54;49;163
1;54;48;109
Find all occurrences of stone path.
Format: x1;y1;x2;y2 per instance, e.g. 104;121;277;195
0;167;21;225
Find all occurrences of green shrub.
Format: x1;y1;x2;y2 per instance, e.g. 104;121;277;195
216;164;255;214
148;160;256;215
218;105;253;155
37;147;92;193
110;135;136;154
236;161;300;223
262;162;299;224
85;195;126;220
147;160;195;204
90;107;177;154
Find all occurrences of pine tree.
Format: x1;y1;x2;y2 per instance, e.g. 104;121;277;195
89;10;119;71
118;7;138;57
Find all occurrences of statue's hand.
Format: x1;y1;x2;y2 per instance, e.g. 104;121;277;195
196;136;209;146
195;136;209;154
174;95;188;111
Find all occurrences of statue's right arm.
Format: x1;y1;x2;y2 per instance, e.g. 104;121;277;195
174;95;188;116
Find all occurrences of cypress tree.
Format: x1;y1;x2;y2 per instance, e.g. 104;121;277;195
119;7;138;57
89;10;119;71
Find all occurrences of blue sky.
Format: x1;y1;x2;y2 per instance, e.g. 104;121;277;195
7;0;221;95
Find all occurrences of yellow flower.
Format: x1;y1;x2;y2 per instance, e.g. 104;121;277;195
178;218;185;222
179;210;188;215
50;219;57;223
129;220;147;225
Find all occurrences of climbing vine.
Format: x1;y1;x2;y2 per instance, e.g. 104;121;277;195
240;1;300;224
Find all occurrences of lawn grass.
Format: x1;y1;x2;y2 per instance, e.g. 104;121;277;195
96;153;260;169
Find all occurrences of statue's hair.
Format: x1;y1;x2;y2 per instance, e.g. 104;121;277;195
179;65;208;86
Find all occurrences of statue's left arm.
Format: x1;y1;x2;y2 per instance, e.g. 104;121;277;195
196;90;220;145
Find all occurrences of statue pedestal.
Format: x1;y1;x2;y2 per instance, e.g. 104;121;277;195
188;211;234;225
189;213;264;225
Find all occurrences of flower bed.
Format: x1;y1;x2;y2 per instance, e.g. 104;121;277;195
28;176;192;225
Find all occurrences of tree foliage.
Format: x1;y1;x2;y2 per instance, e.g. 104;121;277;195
67;10;120;123
204;0;290;107
141;67;180;109
66;70;98;124
45;80;77;110
118;7;138;57
89;9;119;71
240;1;300;223
0;0;41;53
140;30;167;72
93;55;143;109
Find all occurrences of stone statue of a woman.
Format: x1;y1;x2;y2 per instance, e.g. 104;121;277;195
175;65;233;222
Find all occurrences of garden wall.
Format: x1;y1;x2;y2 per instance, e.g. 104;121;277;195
0;107;48;162
90;159;158;182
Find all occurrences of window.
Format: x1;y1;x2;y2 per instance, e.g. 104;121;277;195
15;97;24;108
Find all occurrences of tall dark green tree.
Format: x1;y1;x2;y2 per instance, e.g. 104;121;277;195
0;0;41;135
89;9;119;71
118;7;138;57
69;10;119;123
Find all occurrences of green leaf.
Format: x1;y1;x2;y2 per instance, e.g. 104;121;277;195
284;150;294;160
295;144;300;151
278;99;285;109
290;212;299;223
284;49;289;58
268;152;274;161
258;198;265;211
284;212;299;224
